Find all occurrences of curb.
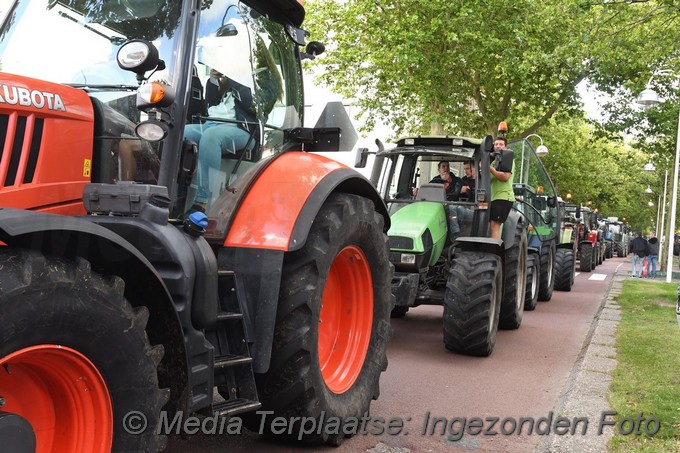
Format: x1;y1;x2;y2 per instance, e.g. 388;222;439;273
534;263;625;452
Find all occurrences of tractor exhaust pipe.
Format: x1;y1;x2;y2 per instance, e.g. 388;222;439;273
369;138;386;188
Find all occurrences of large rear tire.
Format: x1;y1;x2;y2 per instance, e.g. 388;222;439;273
252;193;392;445
538;241;555;302
0;250;166;453
554;248;575;291
443;252;502;357
524;252;540;311
499;223;527;329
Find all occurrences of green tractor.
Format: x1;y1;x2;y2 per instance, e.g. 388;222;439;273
358;134;528;357
509;138;573;303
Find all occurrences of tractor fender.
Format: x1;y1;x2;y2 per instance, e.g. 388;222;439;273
453;236;504;258
0;208;188;412
223;152;389;251
501;210;524;250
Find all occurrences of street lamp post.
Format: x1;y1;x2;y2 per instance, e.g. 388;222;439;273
660;169;668;266
645;162;668;265
637;86;680;282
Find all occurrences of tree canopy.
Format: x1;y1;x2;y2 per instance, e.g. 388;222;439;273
305;0;678;137
304;0;680;228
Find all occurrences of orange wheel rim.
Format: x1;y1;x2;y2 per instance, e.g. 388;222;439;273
318;246;373;393
0;345;113;453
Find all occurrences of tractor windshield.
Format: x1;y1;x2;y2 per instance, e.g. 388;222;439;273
0;0;180;89
509;139;558;242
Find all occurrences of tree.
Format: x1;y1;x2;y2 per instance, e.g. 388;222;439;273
538;114;656;229
305;0;680;140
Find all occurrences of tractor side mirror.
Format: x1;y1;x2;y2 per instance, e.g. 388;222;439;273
355;147;369;168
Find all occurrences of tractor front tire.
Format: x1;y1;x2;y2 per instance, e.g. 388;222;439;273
554;248;575;291
443;251;502;357
499;223;527;329
252;193;392;445
538;241;555;302
0;250;167;453
524;252;540;311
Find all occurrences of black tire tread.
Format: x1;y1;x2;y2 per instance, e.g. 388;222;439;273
499;223;527;329
538;241;555;302
554;248;575;291
0;249;167;452
252;193;393;445
443;252;502;357
524;252;540;311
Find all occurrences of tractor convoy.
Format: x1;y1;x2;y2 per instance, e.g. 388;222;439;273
0;1;628;451
0;1;393;451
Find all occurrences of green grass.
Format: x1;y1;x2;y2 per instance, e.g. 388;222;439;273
609;280;680;452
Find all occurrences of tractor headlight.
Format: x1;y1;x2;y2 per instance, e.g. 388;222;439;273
401;253;416;264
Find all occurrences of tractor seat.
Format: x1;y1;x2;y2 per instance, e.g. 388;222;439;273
416;183;447;202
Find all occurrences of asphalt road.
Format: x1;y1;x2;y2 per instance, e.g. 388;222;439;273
166;256;621;453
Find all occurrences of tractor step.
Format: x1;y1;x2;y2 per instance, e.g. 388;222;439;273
216;311;243;322
205;268;259;416
214;354;252;370
213;398;261;418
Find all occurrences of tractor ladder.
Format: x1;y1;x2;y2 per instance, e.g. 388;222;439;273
207;269;260;418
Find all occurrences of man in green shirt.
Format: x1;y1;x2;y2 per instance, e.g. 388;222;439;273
489;137;514;238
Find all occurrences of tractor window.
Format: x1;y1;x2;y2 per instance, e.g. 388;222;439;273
183;0;302;213
509;139;558;241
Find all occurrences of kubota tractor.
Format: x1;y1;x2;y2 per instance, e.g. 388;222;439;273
0;1;393;451
357;134;528;357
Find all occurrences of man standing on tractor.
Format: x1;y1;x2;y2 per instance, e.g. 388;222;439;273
489;137;515;238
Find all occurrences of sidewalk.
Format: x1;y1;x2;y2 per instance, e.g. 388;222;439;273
535;261;625;452
537;256;678;452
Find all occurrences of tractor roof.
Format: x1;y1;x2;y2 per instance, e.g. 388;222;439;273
378;136;484;161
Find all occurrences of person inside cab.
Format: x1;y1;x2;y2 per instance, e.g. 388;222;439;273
453;160;476;201
429;160;460;201
184;13;282;211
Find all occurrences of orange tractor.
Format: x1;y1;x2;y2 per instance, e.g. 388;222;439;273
0;0;393;451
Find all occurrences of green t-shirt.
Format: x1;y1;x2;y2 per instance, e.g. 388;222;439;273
491;160;515;202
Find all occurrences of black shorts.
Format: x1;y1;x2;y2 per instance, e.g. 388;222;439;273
490;200;513;223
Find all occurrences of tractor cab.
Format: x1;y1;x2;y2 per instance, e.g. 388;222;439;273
508;139;561;249
0;0;341;223
375;136;488;261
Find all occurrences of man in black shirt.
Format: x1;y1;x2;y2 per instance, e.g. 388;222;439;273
630;232;649;278
429;161;460;201
453;160;476;201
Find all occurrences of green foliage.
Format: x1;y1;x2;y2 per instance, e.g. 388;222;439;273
610;280;680;453
304;0;680;230
531;115;654;229
304;0;679;138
